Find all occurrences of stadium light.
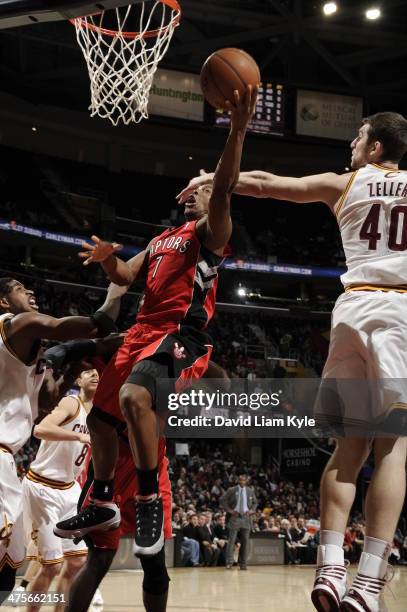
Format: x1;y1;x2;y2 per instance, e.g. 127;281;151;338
322;3;337;16
366;7;381;20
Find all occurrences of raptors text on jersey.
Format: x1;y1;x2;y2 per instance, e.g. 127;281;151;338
137;221;223;329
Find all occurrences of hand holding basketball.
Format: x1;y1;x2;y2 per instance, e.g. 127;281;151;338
79;235;123;266
225;85;259;131
200;47;260;109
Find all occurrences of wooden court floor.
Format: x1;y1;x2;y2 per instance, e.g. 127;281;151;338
6;566;407;611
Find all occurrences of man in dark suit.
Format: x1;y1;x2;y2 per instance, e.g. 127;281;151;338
220;474;257;570
213;514;230;566
180;513;201;567
182;513;200;541
281;518;299;564
197;513;220;566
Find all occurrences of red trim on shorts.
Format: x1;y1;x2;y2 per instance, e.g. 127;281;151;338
175;345;212;392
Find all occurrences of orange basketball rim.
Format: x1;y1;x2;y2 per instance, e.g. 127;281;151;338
70;0;181;39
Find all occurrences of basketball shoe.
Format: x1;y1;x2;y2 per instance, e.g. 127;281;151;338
311;544;348;611
340;553;393;612
133;495;164;556
54;498;121;539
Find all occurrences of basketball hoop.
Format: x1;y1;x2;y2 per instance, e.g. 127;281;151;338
71;0;181;126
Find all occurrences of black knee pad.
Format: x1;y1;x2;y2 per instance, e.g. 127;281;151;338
0;564;17;604
140;548;170;595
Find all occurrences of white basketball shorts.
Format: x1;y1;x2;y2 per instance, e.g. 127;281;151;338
22;478;87;564
316;290;407;429
0;450;25;569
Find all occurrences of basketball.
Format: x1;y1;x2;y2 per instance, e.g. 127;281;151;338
200;47;260;109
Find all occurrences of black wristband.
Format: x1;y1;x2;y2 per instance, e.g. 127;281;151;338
90;310;118;337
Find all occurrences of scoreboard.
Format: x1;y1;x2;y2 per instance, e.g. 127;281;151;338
213;82;285;136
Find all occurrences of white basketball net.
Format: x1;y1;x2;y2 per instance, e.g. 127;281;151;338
72;1;181;126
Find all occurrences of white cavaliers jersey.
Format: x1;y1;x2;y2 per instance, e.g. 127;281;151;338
336;163;407;288
0;313;46;455
29;396;90;485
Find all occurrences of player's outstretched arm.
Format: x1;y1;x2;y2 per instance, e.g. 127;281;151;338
231;170;348;207
93;332;125;355
34;396;90;443
44;339;98;373
96;282;129;323
4;302;118;368
79;235;149;286
9;307;116;344
179;169;349;208
198;85;258;252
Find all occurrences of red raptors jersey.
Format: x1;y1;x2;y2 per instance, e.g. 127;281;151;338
137;221;223;330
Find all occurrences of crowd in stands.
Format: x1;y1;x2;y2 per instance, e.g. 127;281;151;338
167;445;407;567
11;442;407;574
169;445;320;519
0;196;345;269
0;144;346;269
14;437;407;567
0;264;329;376
210;311;328;377
252;216;345;268
169;444;321;566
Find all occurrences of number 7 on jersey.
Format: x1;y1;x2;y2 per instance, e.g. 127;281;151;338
152;255;164;278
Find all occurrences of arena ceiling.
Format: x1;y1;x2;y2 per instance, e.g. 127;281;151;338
0;0;406;113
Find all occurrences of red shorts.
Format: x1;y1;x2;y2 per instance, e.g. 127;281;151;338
81;437;172;550
93;321;212;423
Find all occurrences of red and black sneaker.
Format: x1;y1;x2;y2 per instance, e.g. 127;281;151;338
54;499;120;539
133;495;164;557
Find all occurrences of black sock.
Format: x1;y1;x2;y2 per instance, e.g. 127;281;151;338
93;479;114;502
136;467;158;496
20;579;29;589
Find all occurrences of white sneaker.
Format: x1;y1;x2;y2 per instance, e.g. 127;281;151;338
311;544;348;611
9;585;26;607
91;588;104;606
340;553;391;612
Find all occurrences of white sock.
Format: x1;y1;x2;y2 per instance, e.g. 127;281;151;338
317;531;345;566
363;536;392;561
320;530;344;548
317;544;345;566
354;537;391;581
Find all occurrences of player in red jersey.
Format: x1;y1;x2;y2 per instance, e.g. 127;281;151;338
55;87;257;589
62;361;228;612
